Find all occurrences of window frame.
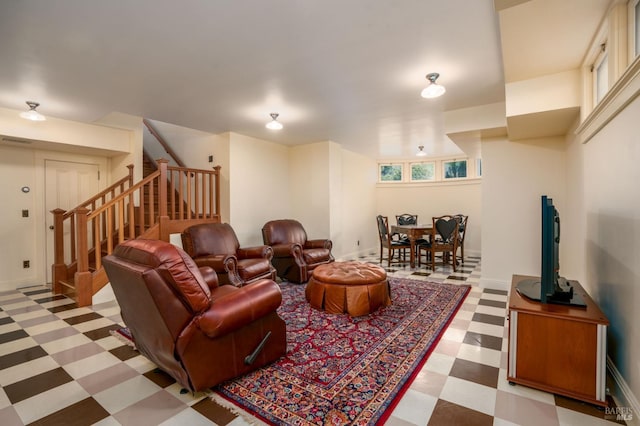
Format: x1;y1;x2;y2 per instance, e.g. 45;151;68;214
442;159;468;180
630;0;640;60
409;161;436;182
378;163;404;183
592;42;609;107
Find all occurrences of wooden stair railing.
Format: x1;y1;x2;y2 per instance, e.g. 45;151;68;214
52;159;221;307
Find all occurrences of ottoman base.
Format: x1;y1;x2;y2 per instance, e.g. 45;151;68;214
305;261;391;316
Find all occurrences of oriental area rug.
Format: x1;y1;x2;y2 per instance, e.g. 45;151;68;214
213;277;470;425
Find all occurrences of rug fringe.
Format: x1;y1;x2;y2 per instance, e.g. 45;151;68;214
211;393;269;426
109;329;136;350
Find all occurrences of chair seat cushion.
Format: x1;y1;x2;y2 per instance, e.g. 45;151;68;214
303;248;332;264
237;258;272;280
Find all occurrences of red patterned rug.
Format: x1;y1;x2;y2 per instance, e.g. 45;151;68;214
213;277;470;425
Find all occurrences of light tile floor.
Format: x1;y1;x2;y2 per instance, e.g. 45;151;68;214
0;253;626;425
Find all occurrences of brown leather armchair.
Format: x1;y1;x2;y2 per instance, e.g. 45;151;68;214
102;239;287;392
181;222;276;287
262;219;334;283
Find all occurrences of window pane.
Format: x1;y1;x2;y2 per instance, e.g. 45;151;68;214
476;158;482;177
636;1;640;57
596;53;608;103
410;162;435;181
443;160;467;179
380;164;403;181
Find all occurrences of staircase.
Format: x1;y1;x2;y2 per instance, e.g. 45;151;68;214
51;159;222;306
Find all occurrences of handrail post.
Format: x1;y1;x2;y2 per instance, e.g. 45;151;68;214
157;159;169;218
75;207;90;273
51;208;66;295
127;163;134;188
214;165;221;218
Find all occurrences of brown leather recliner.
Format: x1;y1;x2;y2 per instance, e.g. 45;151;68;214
102;239;287;392
181;222;276;287
262;219;334;283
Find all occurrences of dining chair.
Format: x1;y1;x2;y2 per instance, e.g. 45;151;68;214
396;213;418;226
394;213;417;242
376;215;411;267
419;215;459;272
453;214;468;263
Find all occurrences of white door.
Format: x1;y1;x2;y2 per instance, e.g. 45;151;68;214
45;160;100;283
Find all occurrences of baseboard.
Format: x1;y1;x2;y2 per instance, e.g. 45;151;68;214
479;277;510;292
337;247;378;261
606;356;639;425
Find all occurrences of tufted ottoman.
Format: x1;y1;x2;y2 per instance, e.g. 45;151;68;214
305;261;391;316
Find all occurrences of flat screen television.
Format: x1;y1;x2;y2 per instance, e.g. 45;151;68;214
516;195;586;307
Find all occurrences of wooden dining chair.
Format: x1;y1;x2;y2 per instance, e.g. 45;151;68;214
423;215;459;272
453;214;468;263
376;215;411;267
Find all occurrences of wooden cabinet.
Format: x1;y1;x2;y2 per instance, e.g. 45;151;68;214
507;275;609;407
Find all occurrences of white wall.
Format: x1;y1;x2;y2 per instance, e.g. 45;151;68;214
228;133;291;246
376;180;482;257
573;95;640;407
338;148;378;257
290;142;331;240
0;107;130;154
480;136;566;290
0;146;110;290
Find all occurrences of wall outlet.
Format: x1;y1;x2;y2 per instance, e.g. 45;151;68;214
23;260;30;268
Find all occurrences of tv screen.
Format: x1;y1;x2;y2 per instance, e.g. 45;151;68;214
516;195;586;307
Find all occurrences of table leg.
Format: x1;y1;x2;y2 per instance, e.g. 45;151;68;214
408;231;417;269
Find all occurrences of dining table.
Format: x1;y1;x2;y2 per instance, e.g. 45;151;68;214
390;224;432;268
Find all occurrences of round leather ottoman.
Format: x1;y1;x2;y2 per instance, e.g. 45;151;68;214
305;261;391;316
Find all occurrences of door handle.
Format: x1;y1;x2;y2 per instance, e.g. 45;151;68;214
49;226;54;230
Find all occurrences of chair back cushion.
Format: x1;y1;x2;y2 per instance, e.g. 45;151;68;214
396;214;418;225
376;215;391;243
109;239;211;313
182;223;241;257
262;219;308;246
435;217;458;243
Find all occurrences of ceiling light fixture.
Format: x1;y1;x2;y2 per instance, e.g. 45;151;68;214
416;145;427;157
421;73;446;99
19;101;46;121
265;113;283;130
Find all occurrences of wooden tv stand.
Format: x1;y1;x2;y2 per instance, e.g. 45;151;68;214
508;275;609;407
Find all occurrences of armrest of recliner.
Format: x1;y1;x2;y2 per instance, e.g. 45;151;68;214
198;266;219;290
305;239;332;250
237;245;273;261
196;279;282;338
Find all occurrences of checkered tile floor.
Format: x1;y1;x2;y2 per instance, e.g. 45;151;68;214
0;253;625;425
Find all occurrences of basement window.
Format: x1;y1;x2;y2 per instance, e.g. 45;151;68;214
379;163;403;182
592;42;609;106
632;0;640;58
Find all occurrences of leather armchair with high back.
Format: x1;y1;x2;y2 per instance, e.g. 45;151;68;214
181;223;276;287
102;239;287;392
262;219;334;283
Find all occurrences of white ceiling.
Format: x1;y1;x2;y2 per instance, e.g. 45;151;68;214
0;0;612;160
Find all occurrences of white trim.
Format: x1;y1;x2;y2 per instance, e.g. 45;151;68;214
607;356;640;426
